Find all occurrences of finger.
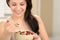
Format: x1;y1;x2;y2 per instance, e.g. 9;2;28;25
33;33;40;39
33;36;41;40
5;20;11;26
34;33;38;38
38;37;41;40
6;20;10;24
7;20;9;23
5;20;19;32
7;27;19;32
6;24;19;32
5;20;14;31
6;20;14;27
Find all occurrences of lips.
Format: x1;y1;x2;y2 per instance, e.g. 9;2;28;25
16;12;20;15
15;11;21;15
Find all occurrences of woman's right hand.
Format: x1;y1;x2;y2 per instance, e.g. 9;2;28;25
5;20;19;33
33;33;41;40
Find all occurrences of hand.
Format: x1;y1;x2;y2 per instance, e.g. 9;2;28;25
5;20;19;33
33;33;41;40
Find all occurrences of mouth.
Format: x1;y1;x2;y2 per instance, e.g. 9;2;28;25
15;11;22;15
16;12;21;15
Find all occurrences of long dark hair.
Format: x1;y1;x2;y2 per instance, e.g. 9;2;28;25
6;0;39;35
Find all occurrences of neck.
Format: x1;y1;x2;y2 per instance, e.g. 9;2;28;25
11;14;25;24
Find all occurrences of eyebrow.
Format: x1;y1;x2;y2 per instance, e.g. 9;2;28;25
11;1;25;4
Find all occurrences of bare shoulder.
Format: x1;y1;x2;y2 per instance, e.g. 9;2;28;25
33;15;49;40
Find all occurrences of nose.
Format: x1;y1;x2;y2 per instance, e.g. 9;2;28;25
16;5;21;11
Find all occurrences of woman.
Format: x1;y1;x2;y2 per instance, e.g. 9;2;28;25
0;0;49;40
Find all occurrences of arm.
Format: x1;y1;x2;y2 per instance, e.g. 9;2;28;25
0;21;5;39
34;15;49;40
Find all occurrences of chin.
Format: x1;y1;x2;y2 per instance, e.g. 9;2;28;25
16;14;22;17
13;12;25;17
15;13;24;17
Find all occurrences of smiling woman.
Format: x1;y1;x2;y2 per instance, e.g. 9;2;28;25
0;0;49;40
7;0;27;17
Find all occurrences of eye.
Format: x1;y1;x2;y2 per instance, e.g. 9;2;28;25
12;3;16;6
20;3;25;6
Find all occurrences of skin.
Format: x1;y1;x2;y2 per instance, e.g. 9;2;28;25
9;0;27;22
33;15;49;40
0;0;49;40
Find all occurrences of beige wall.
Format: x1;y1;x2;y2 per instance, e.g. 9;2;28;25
53;0;60;37
31;0;53;36
40;0;53;36
32;0;38;15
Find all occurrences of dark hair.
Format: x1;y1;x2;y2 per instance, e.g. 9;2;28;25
6;0;39;35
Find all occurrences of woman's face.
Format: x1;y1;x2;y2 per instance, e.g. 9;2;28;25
9;0;27;17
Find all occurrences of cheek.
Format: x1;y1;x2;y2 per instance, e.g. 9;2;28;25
21;5;26;11
10;6;16;12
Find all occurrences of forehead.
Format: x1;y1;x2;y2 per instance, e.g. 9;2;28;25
10;0;26;3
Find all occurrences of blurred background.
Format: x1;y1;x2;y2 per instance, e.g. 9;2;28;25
0;0;60;40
